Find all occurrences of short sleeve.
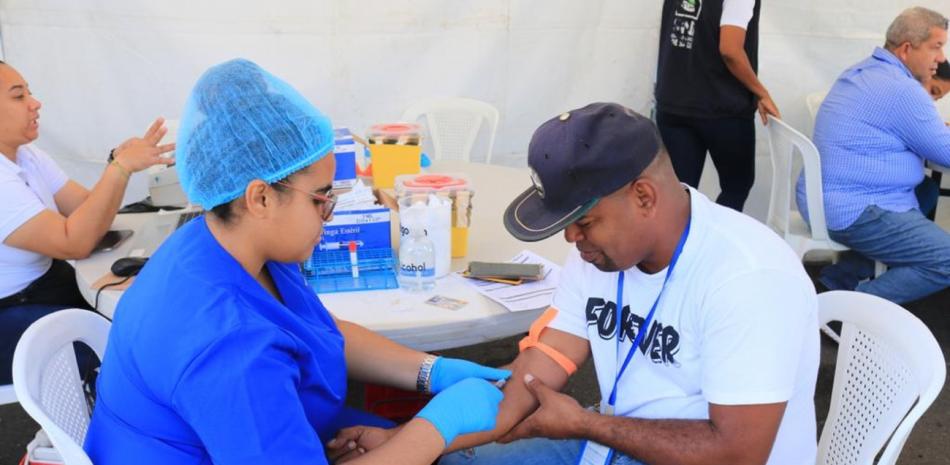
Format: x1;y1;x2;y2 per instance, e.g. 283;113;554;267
548;249;590;340
721;0;755;28
0;174;45;242
700;270;817;405
28;146;69;194
171;326;328;465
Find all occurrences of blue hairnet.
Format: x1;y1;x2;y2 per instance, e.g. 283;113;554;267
176;59;334;210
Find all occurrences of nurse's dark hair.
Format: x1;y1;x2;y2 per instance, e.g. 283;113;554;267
937;60;950;81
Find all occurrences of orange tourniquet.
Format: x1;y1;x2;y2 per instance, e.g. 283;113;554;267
518;308;578;375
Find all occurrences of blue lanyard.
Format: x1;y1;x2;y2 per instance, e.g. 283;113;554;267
605;217;691;413
575;217;692;465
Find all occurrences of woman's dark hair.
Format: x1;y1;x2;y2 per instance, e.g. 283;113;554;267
936;60;950;81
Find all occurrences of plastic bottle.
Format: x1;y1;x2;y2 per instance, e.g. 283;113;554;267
398;214;437;292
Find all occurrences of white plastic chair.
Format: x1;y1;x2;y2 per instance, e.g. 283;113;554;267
817;291;946;465
12;309;111;465
765;116;849;261
401;97;499;163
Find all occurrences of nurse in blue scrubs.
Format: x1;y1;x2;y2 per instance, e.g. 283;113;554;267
84;59;509;465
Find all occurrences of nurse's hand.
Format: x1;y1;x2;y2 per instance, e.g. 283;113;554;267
429;357;511;394
416;378;503;446
326;425;397;463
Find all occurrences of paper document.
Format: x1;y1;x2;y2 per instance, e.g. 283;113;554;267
454;250;561;313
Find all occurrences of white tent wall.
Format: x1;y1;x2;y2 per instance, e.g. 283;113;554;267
0;0;947;220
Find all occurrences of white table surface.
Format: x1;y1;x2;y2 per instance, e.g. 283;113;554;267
75;160;570;351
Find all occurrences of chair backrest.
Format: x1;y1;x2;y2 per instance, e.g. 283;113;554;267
806;90;828;123
401;97;499;163
765;116;834;242
817;291;946;465
12;309;111;465
0;383;16;404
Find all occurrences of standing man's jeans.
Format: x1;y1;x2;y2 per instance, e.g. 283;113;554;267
439;437;644;465
821;205;950;303
656;111;756;212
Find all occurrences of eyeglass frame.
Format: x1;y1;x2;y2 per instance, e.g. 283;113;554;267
274;181;337;221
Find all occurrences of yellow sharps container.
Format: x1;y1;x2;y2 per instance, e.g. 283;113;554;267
367;123;422;189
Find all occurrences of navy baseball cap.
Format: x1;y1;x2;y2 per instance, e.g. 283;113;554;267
504;102;661;242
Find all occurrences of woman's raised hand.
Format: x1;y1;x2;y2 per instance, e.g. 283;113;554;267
113;117;176;173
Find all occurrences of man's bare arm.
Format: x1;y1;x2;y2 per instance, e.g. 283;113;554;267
501;375;787;465
720;25;780;124
445;324;590;452
583;402;786;465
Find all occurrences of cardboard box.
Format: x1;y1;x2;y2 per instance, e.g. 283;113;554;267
306;190;399;293
316;189;397;252
318;207;392;251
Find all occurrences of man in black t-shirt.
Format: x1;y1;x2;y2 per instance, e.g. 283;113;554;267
655;0;779;211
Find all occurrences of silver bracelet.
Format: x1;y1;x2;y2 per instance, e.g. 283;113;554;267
416;354;438;394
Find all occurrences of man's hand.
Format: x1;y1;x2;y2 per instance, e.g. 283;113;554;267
757;95;781;125
498;374;590;443
326;425;397;463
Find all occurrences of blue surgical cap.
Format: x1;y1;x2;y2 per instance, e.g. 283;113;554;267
176;58;334;210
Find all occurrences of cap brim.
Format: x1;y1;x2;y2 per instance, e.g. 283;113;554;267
503;187;597;242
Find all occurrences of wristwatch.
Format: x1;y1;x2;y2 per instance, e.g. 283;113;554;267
107;148;116;162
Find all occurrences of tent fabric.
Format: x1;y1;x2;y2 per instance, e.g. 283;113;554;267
0;0;947;219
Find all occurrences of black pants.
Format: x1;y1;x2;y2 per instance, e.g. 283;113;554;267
656;111;756;211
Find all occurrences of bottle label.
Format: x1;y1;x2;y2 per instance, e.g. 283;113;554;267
400;262;435;277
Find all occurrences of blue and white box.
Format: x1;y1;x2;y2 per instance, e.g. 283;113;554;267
333;127;358;189
317;207;392;251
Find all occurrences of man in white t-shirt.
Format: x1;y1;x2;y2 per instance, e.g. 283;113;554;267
435;102;820;465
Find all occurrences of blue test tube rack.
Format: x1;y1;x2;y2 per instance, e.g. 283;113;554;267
302;247;399;294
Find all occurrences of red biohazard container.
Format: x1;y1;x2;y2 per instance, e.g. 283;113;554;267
363;383;432;423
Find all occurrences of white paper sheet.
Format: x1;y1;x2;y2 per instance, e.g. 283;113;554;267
454;249;561;313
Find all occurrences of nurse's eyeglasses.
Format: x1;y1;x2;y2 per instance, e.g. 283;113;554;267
274;181;337;221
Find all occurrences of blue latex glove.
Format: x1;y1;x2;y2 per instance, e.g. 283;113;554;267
429;357;511;394
416;378;503;446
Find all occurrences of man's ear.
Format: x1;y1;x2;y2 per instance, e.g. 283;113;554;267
630;179;659;216
242;179;271;219
892;42;912;61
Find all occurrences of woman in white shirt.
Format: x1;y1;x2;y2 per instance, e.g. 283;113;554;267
0;59;174;385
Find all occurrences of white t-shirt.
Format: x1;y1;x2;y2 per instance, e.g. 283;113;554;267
549;187;819;465
0;145;68;298
721;0;756;29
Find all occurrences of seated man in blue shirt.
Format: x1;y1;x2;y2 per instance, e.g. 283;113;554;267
796;6;950;304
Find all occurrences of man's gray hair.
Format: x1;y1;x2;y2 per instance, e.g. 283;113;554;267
885;7;948;49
